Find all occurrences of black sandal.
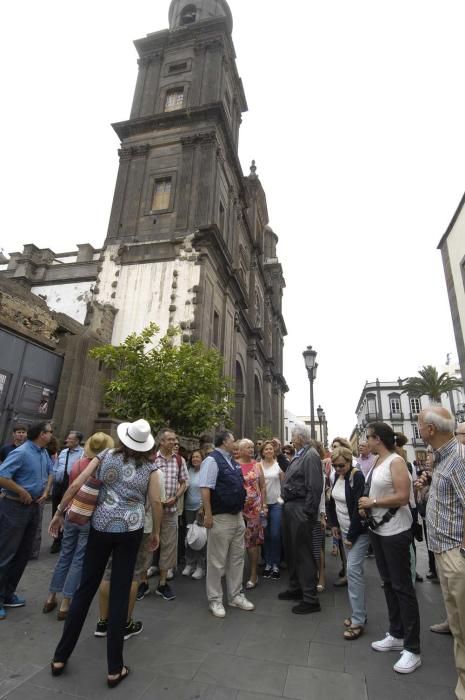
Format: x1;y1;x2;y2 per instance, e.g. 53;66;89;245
51;660;67;676
107;666;130;688
344;625;364;641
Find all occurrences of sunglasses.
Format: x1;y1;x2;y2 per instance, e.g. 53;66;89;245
332;462;348;468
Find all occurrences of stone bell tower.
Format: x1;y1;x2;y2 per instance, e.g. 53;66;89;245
90;0;288;439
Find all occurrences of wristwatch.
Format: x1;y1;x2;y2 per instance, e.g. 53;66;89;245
372;498;377;506
460;547;465;558
56;504;64;514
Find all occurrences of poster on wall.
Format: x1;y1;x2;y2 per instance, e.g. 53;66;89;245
17;381;55;418
0;373;10;406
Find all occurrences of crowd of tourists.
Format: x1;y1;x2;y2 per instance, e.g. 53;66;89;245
0;411;464;697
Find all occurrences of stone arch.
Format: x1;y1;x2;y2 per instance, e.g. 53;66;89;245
180;4;197;24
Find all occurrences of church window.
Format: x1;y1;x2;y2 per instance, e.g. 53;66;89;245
165;87;184;112
219;201;225;233
151;178;172;211
213;311;220;346
168;61;188;74
180;5;197;25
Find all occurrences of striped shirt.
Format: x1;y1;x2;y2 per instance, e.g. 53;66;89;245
426;438;465;553
153;451;189;513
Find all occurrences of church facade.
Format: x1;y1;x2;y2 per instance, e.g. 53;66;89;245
0;0;287;440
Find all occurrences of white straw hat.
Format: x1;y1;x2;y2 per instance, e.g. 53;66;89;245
117;419;154;452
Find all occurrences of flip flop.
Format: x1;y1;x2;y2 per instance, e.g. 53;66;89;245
344;625;364;641
107;666;130;688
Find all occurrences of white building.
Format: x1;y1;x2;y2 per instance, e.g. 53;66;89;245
284;409;328;446
353;370;464;464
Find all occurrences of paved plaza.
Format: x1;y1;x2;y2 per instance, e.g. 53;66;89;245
0;505;457;700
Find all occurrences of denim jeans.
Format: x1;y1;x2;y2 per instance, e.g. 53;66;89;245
0;498;39;605
263;502;283;568
342;531;369;626
49;517;90;598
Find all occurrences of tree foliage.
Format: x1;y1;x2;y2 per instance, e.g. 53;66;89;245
89;323;233;436
402;365;462;403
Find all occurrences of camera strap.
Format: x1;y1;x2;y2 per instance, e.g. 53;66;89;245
364;460;398;530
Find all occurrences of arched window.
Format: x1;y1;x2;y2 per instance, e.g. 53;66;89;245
254;374;263;427
181;4;197;24
234;360;245;437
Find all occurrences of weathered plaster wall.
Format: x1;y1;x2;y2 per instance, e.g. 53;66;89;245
95;241;200;346
32;282;94;324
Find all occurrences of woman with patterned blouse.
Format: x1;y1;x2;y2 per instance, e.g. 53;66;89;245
49;419;162;688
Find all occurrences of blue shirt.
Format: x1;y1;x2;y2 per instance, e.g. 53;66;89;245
199;448;234;489
0;440;52;499
54;446;84;483
185;467;202;510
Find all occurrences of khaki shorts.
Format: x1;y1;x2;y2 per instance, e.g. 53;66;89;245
103;532;151;583
159;511;178;570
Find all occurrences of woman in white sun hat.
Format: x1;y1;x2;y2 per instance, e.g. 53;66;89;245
49;419;163;688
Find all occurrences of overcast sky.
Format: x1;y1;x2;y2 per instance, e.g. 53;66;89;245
2;0;464;438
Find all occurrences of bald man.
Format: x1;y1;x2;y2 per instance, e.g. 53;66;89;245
417;406;465;700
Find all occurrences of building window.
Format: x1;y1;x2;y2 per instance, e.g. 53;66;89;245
366;395;377;415
212;311;220;347
412;423;421;439
168;61;188;74
165;87;184;112
410;397;421;415
390;398;401;414
219;201;225;233
180;4;197;24
151;178;172;211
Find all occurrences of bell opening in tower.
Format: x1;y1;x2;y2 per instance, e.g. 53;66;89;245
180;4;197;25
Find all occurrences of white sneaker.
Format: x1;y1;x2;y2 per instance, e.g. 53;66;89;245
182;565;194;577
372;633;404;652
228;594;255;611
393;650;422;674
209;602;226;618
166;568;175;580
191;566;205;580
147;565;159;578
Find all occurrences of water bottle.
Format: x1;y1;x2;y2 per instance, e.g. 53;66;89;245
259;510;268;529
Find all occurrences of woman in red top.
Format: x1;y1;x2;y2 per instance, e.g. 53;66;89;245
237;438;266;589
42;433;114;619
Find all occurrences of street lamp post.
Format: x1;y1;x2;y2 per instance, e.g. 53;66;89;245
317;405;323;443
303;346;318;439
322;410;328;447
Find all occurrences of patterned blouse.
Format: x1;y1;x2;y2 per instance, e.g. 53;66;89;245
92;449;157;533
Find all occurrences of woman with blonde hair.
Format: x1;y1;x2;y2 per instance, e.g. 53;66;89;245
257;440;283;579
237;438;266;589
43;432;114;620
327;446;368;640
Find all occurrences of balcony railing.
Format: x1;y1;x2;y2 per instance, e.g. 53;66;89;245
390;412;404;421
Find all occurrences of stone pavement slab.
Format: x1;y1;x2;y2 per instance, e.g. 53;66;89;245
0;507;457;699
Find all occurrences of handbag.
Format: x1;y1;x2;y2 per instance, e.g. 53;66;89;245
67;476;102;526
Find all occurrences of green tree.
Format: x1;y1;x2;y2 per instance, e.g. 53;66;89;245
89;323;233;436
402;365;462;403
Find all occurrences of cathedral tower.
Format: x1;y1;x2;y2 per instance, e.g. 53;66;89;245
92;1;287;438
